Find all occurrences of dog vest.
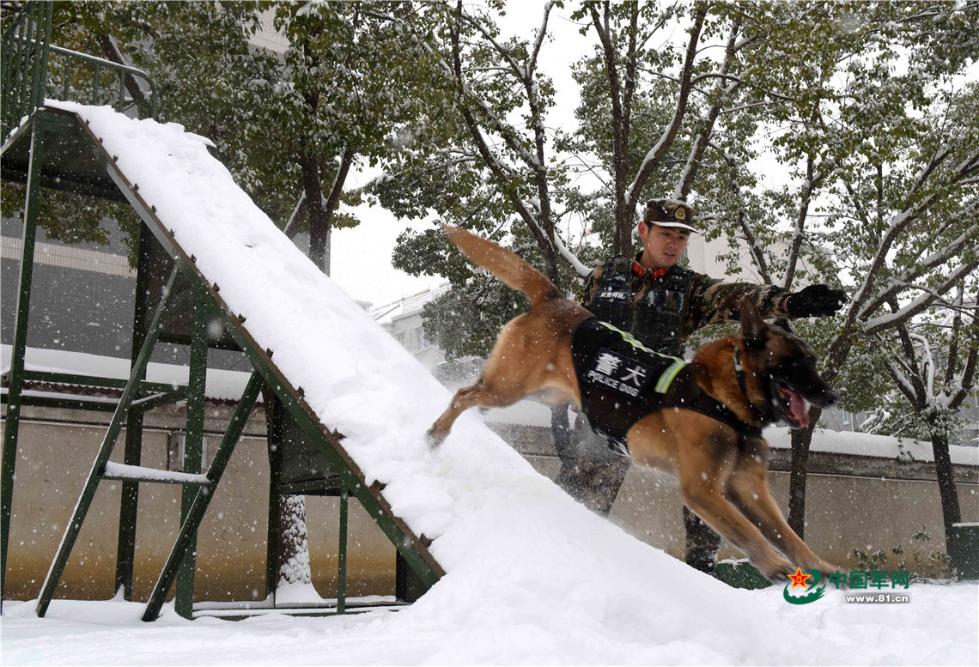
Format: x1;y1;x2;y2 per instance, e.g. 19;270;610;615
571;318;760;455
587;257;693;357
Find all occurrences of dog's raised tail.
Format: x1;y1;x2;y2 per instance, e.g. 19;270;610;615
442;225;561;306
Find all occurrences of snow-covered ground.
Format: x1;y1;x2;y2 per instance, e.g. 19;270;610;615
4;102;975;665
2;582;977;665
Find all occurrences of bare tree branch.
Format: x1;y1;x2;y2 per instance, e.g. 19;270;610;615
948;286;979;409
624;2;708;214
674;16;742;200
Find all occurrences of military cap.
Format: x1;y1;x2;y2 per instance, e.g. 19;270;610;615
643;198;697;233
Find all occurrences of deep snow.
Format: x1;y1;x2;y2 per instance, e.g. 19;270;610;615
2;583;977;665
3;102;975;665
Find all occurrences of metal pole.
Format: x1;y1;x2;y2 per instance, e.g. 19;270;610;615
174;284;209;619
27;3;53;114
264;395;285;605
114;225;154;600
281;193;306;237
337;486;348;614
1;114;45;612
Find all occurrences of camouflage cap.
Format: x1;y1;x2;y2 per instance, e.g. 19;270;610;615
643;198;697;233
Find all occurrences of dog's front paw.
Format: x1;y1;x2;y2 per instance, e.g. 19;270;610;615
760;558;798;584
793;556;844;577
425;428;446;449
814;559;845;577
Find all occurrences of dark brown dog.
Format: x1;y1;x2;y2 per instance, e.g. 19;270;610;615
429;225;840;581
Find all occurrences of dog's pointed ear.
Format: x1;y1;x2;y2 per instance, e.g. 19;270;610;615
740;295;768;348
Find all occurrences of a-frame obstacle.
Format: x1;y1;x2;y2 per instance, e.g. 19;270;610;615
1;4;442;621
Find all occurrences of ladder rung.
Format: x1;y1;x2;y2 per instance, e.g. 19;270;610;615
131;390;183;409
131;393;166;407
101;462;210;486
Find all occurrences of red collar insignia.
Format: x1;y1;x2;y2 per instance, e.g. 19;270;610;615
631;260;668;281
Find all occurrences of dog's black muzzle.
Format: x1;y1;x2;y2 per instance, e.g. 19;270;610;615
797;380;838;409
768;368;838;430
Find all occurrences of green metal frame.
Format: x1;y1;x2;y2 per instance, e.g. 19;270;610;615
0;2;53;140
263;393;286;602
174;282;209;618
115;227;150;600
44;41;157;118
3;108;444;620
0;99;48;612
87;110;446;614
338;487;348;614
140;371;265;621
3;4;443;617
2;2;156;140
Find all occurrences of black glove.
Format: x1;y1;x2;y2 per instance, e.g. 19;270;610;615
786;284;846;318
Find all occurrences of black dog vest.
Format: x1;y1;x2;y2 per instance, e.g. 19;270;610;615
571;318;760;455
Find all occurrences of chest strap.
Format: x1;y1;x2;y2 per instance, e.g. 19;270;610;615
667;369;763;440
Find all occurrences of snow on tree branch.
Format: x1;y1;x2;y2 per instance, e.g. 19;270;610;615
848;146;979;324
863;258;979;336
909;332;937;400
945;288;979;408
367;6;543;172
552;229;592;278
457;9;526;83
885;356;922;405
908;146;952;201
858;224;979;319
528;1;555;79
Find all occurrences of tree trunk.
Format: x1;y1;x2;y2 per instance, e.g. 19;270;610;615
788;412;820;538
928;412;962;558
261;389;314;593
614;194;631;257
787;331;858;537
275;494;312;586
550;404;571;460
301;154;331;274
611;84;630;256
541;223;561;291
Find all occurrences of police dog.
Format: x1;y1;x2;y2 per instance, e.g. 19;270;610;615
428;225;840;581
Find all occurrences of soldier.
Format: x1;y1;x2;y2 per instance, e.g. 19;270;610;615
557;198;845;575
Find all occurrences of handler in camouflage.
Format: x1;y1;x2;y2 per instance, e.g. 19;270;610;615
558;197;845;575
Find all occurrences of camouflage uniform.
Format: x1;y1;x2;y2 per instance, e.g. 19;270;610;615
580;256;790;354
557;253;792;574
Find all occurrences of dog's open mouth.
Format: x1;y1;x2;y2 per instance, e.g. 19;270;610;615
775;382;810;429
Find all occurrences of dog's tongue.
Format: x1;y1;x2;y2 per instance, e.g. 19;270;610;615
784;387;809;428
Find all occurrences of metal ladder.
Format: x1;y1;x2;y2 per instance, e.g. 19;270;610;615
32;266;264;621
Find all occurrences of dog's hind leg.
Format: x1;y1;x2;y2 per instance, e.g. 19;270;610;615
726;462;839;575
426;380;521;447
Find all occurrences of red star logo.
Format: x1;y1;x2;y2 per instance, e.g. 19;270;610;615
787;567;813;589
